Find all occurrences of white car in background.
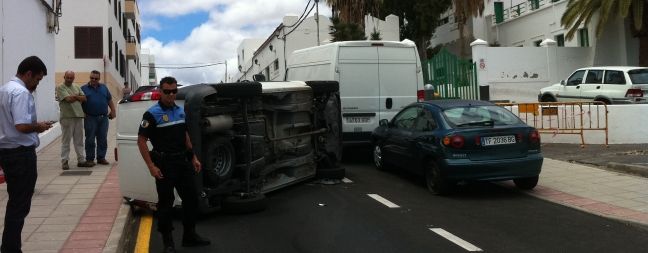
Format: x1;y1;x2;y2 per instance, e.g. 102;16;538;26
538;66;648;104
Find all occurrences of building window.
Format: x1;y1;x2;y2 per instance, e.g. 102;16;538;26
74;27;103;59
579;28;589;47
114;0;117;18
115;42;119;70
108;27;113;60
273;59;279;71
555;34;565;47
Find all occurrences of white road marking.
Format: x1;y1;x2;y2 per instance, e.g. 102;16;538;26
367;194;400;208
342;178;353;183
429;228;483;252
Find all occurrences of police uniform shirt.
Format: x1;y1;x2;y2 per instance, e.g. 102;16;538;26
138;102;187;153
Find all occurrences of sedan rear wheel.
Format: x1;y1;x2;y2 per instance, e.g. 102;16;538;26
373;145;386;170
513;176;539;190
424;161;451;195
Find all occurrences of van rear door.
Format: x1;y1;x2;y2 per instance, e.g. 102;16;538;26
378;46;420;123
338;46;380;140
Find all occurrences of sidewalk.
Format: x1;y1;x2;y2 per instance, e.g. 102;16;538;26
0;122;128;253
2;124;648;253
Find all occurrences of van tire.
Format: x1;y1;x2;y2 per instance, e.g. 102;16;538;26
204;136;235;186
316;166;345;180
215;82;262;98
306;81;339;94
222;194;267;214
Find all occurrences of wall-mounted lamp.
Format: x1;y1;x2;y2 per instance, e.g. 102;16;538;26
269;44;274;51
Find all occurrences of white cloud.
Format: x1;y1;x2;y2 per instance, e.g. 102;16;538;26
139;0;328;85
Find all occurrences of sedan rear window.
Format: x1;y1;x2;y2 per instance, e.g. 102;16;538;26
628;69;648;84
443;105;523;128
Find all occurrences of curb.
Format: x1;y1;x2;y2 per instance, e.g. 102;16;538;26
103;203;131;253
607;162;648;178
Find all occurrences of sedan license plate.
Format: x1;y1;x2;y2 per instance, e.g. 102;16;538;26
482;135;516;146
346;117;370;123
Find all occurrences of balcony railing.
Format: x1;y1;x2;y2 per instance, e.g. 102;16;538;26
494;0;563;24
125;0;137;19
126;36;137;60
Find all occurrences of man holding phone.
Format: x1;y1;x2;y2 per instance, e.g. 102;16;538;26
57;70;93;170
0;56;52;253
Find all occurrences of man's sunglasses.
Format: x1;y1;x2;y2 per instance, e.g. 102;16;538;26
162;89;178;95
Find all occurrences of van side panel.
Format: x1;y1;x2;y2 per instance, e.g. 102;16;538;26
378;47;420;122
338;47;380;141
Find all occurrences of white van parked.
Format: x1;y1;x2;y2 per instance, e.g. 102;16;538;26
286;40;425;144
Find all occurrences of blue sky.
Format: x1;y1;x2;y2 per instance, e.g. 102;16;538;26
138;0;329;84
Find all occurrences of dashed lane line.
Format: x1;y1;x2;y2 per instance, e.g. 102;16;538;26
367;194;400;208
135;213;153;253
429;228;483;252
342;177;353;183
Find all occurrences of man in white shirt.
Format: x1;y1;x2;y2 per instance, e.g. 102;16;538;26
0;56;52;253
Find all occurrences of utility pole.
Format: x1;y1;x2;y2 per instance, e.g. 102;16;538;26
315;0;320;46
224;60;228;82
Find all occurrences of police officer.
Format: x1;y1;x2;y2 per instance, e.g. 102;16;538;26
137;76;210;253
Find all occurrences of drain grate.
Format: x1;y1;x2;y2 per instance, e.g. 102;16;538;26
60;170;93;176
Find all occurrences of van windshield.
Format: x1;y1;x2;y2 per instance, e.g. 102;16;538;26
628;69;648;84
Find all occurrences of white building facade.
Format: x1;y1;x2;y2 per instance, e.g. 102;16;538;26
431;0;639;66
140;49;157;86
1;0;61;150
234;14;400;82
55;0;142;99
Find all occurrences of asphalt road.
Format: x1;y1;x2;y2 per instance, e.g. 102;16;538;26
145;146;648;253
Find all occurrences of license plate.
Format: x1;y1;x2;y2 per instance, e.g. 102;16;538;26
482;135;516;146
346;117;370;123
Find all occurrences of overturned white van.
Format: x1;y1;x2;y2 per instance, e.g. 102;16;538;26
286;40;425;144
116;81;343;213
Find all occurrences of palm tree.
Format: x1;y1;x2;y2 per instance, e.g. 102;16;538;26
561;0;648;66
325;0;382;28
452;0;485;58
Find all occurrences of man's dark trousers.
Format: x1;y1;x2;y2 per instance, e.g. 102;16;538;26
0;147;37;253
152;153;199;236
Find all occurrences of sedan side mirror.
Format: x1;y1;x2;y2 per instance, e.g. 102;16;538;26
379;119;389;127
560;80;565;85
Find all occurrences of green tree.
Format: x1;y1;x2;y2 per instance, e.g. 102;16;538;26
325;0;383;27
330;17;368;41
381;0;452;60
561;0;648;66
370;27;382;40
452;0;485;58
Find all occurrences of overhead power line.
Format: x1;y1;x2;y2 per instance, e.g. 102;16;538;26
142;62;226;69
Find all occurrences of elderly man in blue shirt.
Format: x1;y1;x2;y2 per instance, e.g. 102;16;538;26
0;56;52;253
81;70;116;166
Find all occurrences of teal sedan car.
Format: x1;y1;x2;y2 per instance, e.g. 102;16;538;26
371;100;543;195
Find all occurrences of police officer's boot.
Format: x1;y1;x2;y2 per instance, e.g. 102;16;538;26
162;233;176;253
182;229;211;247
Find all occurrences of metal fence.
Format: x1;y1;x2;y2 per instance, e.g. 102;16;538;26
423;48;479;100
496;101;609;147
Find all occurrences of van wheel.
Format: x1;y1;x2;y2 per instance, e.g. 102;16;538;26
204;136;235;186
316;167;345;180
215;82;261;98
306;81;339;94
223;194;267;214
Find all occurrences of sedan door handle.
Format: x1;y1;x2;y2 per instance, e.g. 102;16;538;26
596;86;601;89
576;86;580;89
